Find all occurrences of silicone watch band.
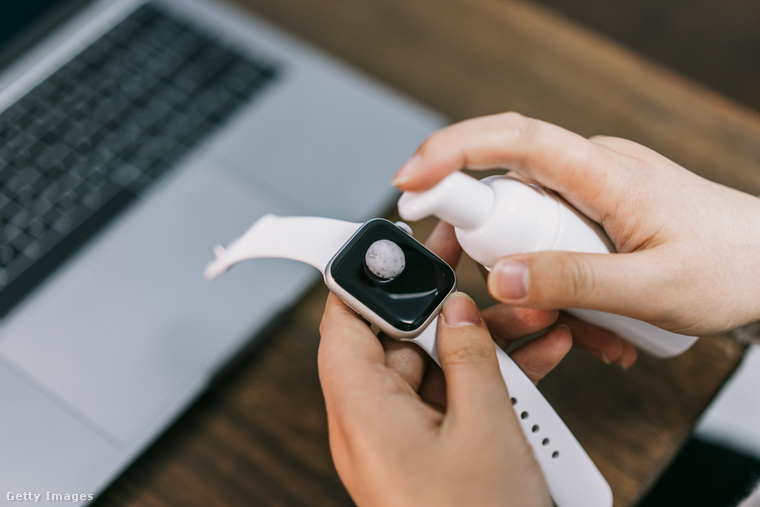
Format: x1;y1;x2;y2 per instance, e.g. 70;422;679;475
412;321;613;507
205;214;362;280
205;214;612;506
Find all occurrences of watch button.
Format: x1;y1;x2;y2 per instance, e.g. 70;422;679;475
394;221;413;236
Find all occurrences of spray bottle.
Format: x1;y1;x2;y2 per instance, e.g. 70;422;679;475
397;171;697;357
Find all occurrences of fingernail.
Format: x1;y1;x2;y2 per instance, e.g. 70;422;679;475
442;292;482;327
490;260;528;300
392;154;421;186
592;350;612;365
617;346;638;370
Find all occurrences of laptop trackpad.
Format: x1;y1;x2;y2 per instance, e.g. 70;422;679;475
0;158;313;442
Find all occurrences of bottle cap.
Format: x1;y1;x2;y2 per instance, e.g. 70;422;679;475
397;172;494;229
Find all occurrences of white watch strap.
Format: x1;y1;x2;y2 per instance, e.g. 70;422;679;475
204;214;362;280
411;321;613;507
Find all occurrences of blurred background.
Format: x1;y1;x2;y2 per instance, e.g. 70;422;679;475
534;0;760;112
532;1;760;504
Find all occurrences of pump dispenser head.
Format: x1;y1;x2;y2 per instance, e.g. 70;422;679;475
397;171;494;229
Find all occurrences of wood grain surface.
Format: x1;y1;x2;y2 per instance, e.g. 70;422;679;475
93;0;759;505
533;0;760;114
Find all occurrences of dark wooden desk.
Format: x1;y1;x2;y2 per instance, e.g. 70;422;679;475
95;0;760;505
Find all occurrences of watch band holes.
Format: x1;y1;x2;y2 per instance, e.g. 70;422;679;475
531;425;539;433
520;411;529;420
511;397;517;405
552;451;560;459
542;438;550;446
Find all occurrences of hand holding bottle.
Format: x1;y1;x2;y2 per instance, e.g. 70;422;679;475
393;112;760;337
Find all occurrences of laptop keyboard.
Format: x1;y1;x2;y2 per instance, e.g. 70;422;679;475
0;3;279;317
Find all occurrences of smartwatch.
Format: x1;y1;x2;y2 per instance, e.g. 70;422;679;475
205;214;612;507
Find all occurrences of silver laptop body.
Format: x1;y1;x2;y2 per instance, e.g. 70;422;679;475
0;0;443;498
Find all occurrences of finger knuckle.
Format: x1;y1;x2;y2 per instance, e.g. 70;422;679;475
318;314;338;338
588;134;619;144
500;110;529;128
441;335;495;366
559;254;597;306
530;308;561;330
499;111;532;141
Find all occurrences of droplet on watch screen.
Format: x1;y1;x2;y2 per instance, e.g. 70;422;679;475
365;239;405;280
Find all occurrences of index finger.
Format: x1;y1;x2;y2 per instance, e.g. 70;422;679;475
392;112;618;223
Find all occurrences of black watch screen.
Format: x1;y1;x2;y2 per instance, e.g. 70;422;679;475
330;219;456;332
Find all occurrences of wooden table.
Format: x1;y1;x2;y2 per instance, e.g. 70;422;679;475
95;0;760;505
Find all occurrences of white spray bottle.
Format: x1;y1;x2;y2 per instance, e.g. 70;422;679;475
397;171;697;357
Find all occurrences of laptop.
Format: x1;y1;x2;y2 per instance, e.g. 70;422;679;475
0;0;444;499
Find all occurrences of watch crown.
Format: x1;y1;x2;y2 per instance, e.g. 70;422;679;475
393;221;413;236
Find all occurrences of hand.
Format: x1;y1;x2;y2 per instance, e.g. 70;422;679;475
392;112;760;336
318;223;569;506
319;292;553;507
426;220;636;368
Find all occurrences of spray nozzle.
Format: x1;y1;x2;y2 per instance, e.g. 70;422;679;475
397;171;494;229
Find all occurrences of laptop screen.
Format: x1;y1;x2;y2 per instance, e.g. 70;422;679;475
0;0;91;69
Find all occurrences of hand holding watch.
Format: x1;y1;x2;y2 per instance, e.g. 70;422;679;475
205;214;612;507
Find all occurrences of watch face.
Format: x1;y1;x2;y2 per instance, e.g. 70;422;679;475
330;219;456;333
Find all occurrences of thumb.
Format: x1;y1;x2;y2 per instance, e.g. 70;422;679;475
437;292;514;427
487;250;672;324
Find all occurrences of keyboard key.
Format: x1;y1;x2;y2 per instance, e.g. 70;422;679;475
110;163;141;187
1;201;22;221
0;2;280;317
51;214;72;235
0;246;14;266
30;197;52;217
41;206;63;228
27;217;46;239
11;232;33;253
10;208;30;229
16;186;34;207
56;191;77;213
23;242;41;260
3;223;21;243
